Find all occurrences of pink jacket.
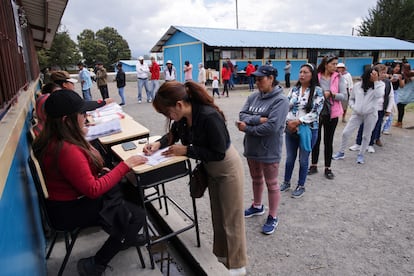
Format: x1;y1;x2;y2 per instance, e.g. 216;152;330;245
318;72;343;119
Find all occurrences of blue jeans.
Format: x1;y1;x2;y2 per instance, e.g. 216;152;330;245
356;110;384;145
150;80;160;99
248;76;255;90
284;128;318;186
82;88;92;100
118;86;125;104
137;78;151;101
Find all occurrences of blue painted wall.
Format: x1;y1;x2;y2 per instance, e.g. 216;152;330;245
0;111;46;276
163;31;202;82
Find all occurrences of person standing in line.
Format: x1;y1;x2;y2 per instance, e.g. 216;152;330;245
198;63;206;87
115;63;126;105
336;63;353;123
143;81;247;276
332;68;384;164
164;60;177;82
308;55;346;179
33;89;148;275
226;58;235;89
221;63;231;97
280;63;324;198
211;75;220;98
77;62;93;100
149;56;160;100
382;62;403;134
284;60;292;88
393;63;413;127
349;63;394;152
245;61;255;91
95;61;109;100
238;65;289;235
136;56;151;103
184;60;193;81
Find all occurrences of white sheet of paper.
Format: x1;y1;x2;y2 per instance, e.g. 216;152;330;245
138;148;171;166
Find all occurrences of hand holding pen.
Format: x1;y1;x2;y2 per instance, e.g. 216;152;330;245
143;141;161;156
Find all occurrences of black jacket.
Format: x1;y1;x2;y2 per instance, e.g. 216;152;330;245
158;103;230;162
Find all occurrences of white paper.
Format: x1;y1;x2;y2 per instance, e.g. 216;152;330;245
85;119;122;141
138;148;171;166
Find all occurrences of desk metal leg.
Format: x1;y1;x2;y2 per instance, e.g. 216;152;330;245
192;197;201;247
138;183;156;269
161;183;169;215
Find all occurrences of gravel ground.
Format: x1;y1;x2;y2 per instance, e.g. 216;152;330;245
77;80;414;276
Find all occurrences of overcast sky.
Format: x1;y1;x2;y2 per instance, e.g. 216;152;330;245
61;0;379;58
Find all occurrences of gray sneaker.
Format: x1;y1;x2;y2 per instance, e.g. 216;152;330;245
291;186;305;198
280;181;291;192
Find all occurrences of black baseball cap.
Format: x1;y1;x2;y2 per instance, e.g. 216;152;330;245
252;65;278;77
45;89;105;118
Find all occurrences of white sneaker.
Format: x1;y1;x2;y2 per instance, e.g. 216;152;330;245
229;267;246;276
349;144;361;151
368;146;375;153
382;130;391;135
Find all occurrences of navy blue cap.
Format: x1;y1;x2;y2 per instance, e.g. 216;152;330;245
252;65;278;78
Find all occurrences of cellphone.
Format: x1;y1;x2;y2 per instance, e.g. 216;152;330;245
121;141;137;151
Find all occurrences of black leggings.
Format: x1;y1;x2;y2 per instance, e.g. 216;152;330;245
311;115;338;168
397;103;406;123
46;193;145;265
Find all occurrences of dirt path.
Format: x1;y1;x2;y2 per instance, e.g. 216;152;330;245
87;82;414;275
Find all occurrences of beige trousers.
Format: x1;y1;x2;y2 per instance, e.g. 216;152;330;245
204;144;247;269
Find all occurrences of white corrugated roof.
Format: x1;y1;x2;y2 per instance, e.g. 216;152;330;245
151;26;414;52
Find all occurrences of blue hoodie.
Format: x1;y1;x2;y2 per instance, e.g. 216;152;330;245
239;85;289;163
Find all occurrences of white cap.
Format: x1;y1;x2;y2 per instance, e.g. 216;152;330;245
138;56;144;60
337;63;346;68
166;60;172;64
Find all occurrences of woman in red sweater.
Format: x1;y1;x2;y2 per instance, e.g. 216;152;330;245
33;89;148;275
221;63;231;97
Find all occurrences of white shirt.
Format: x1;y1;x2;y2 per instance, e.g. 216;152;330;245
136;61;149;79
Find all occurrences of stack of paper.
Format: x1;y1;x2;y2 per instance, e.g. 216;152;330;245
85;118;122;141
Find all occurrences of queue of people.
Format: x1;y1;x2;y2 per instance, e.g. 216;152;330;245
32;56;412;276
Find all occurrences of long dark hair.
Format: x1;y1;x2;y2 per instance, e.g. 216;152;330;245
33;112;103;171
296;63;319;113
360;67;375;92
153;81;226;143
317;55;338;74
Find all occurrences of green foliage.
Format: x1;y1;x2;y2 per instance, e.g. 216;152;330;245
358;0;414;41
36;31;80;70
78;27;131;70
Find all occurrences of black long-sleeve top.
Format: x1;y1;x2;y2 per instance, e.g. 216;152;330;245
158;103;230;162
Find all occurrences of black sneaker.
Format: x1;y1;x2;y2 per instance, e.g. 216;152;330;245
77;257;106;276
308;166;318;175
324;168;335;179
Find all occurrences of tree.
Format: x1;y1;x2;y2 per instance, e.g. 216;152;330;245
77;27;131;71
358;0;414;41
48;31;80;70
77;29;108;67
96;27;131;70
37;30;80;70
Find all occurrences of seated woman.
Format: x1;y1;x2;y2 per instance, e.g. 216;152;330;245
33;89;148;275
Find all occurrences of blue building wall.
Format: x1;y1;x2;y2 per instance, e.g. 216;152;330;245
164;31;203;82
0;108;46;276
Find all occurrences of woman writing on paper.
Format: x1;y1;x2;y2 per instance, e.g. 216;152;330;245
143;81;247;276
33;89;148;275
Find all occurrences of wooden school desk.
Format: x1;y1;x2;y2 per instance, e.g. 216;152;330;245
111;136;201;269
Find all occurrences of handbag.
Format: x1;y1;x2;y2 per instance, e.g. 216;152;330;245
297;124;312;152
189;162;208;198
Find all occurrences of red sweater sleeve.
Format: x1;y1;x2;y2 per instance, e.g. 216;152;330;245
44;142;130;200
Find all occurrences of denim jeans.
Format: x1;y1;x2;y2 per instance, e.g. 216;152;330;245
137;78;151;101
284;128;318;186
248;76;255;90
150;80;160;99
82;88;92;100
118;86;125;104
